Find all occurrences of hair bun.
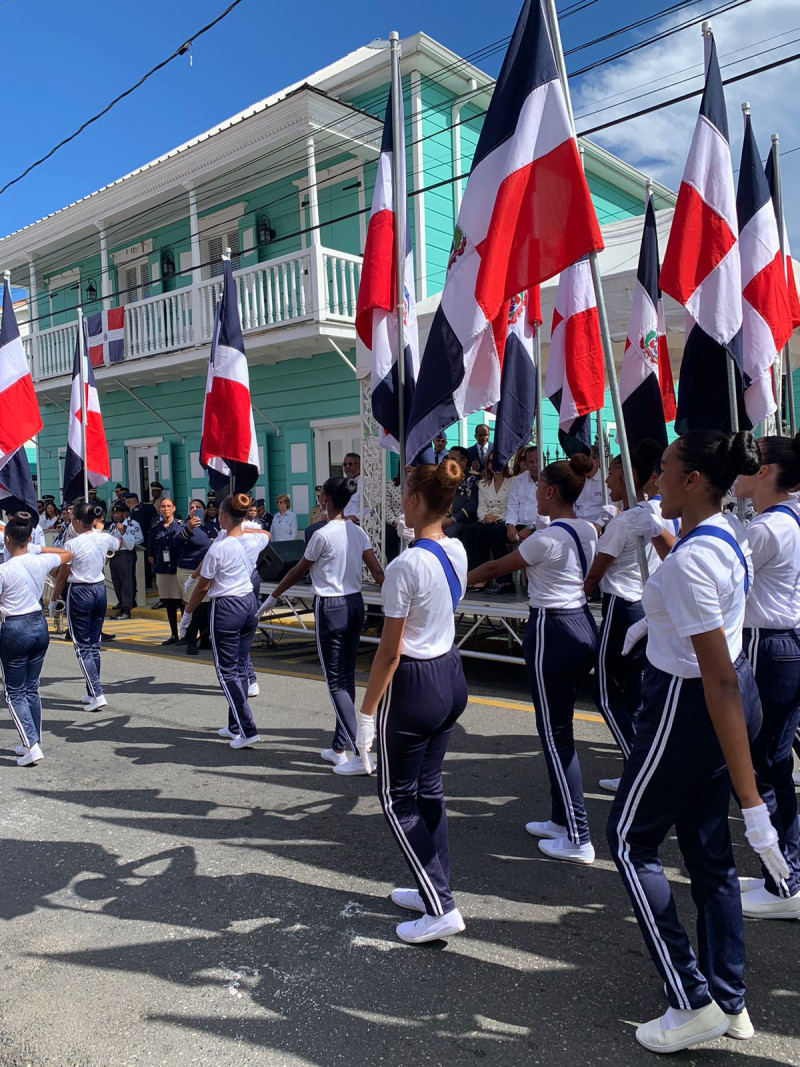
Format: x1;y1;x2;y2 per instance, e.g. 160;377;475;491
345;478;358;497
435;457;464;489
569;452;593;477
729;430;761;476
91;504;104;519
13;510;33;524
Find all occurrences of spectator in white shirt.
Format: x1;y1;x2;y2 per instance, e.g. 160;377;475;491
474;452;515;593
270;494;298;542
506;446;549;545
342;454;362;522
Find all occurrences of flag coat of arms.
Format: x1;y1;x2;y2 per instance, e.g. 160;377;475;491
405;0;603;461
764;152;800;330
0;280;41;517
62;325;110;504
620;197;676;450
491;288;541;471
86;307;125;367
546;258;604;455
356;88;419;454
660;29;746;433
200;258;260;493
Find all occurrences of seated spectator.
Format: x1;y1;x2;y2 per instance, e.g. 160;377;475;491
467;423;491;473
307;486;326;528
505;446;549;547
474;452;515;593
432;431;449;465
271;494;298;541
442;446;479;562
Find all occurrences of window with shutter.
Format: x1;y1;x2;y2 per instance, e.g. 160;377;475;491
209;229;241;278
120;263;150;304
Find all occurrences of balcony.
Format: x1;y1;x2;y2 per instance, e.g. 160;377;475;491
24;245;362;382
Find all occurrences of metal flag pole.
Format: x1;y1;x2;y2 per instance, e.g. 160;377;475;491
771;132;797;436
389;30;408;479
76;306;89;502
545;0;647;578
535;325;544;476
596;410;608;504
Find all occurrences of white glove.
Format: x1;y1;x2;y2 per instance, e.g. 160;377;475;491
622;616;649;656
742;803;790;885
183;576;195;596
628;504;664;539
178;611;192;639
599;504;618;525
257;594;278;620
356;710;375;759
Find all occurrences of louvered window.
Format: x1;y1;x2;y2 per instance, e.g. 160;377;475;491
121;263;150;304
208;230;241;277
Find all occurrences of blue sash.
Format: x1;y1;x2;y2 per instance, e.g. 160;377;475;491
763;503;800;533
671;524;750;594
414;538;462;612
550;521;588;579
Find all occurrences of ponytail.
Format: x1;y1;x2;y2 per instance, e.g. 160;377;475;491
73;501;105;528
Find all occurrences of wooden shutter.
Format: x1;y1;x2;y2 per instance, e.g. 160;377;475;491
209;229;241;278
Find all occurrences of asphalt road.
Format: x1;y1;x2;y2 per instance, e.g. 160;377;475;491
0;637;797;1067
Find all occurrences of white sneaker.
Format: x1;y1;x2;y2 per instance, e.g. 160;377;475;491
391;888;426;913
741;886;800;920
217;727;238;739
80;696;92;705
599;777;621;793
332;753;373;776
538;836;595;865
84;695;107;712
230;734;261;749
725;1007;755;1040
737;876;764;894
17;743;43;767
247;682;260;697
396;908;465;944
525;819;568;840
321;748;348;766
14;744;28;756
636;1002;729;1053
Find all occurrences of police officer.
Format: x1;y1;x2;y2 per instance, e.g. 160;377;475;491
126;492;158;594
108;501;143;619
87;486;107;518
149;497;184;644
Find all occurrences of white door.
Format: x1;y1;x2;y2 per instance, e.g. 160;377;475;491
127;443;160;502
313;421;361;482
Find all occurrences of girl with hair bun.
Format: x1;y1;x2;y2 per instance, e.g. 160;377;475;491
584;439;663;791
260;475;384;775
0;514;73;765
607;430;788;1053
355;458;468;944
51;501;119;713
732;432;800;921
471;452;599;865
183;493;270;749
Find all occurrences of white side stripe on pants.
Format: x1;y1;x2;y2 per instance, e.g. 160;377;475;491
209;599;245;735
313;597;356;752
596;595;632;758
65;587;98;698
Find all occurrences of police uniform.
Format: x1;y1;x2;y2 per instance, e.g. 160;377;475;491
742;499;800;902
378;536;468;918
108;511;143;616
303;519;373;759
201;530;270;743
607;513;760;1017
150;516;185;640
518;519;598;853
65;529;119;703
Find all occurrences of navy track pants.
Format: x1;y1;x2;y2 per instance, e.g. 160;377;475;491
65;582;106;698
210;593;259;739
314;593;364;752
594;593;646;759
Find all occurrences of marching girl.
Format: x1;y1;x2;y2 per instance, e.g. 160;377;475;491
733;432;800;920
182;493;269;749
177;499;217;656
51;502;119;712
149;497;184;645
354;460;468;944
469;453;599;864
0;513;73;765
583;439;662;791
259;476;384;776
606;431;788;1053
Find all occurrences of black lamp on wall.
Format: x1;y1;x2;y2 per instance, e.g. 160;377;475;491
257;214;276;246
85;278;98;303
161;249;176;279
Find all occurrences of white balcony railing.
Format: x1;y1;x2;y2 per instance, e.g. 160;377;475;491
25;245;362;381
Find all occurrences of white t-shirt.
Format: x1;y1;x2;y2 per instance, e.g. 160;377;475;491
744;501;800;629
382;537;467;658
201;531;270;597
1;523;45;562
574;469;606;524
67;530;118;583
518;519;598;608
597;509;660;602
642;513;750;679
305;519;371;597
0;554;60;618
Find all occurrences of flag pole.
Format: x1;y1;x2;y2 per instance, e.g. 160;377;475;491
535;325;544;476
77;306;89;502
389;31;407;479
545;0;646;577
770;132;797;436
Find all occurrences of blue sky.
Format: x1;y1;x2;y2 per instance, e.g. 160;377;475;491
0;0;797;239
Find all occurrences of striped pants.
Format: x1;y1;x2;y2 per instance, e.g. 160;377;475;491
65;582;106;698
594;593;645;759
210;593;259;739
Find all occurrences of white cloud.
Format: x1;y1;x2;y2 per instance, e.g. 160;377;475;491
571;0;800;245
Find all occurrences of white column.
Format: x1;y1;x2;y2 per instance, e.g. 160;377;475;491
305;136;324;317
187;185;202;341
410;70;426;300
26;257;40;380
98;226;111;309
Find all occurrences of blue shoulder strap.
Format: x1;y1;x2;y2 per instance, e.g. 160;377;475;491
550;520;589;578
414;538;462;612
671;524;750;594
763;503;800;533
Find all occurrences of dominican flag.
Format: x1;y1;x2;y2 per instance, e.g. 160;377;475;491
86;307;125;368
0;280;41;518
765;151;800;330
356;88;419;454
736;113;794;427
62;324;110;504
546;258;604;456
200;257;260;493
405;0;603;461
660;29;746;433
491;288;541;471
620;197;676;450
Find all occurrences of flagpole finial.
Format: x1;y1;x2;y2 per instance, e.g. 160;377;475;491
389;29;399;41
771;132;780;145
741;101;751;116
701;20;713;36
645;178;653;200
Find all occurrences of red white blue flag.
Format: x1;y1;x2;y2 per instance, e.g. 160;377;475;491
620;197;676;450
764;151;800;330
201;257;260;493
405;0;603;461
0;280;41;518
62;323;110;504
491;288;541;471
660;28;746;433
546;258;604;455
356;88;419;454
86;307;125;368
